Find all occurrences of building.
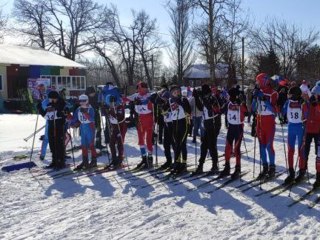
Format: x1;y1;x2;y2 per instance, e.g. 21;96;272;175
0;45;86;112
183;63;229;86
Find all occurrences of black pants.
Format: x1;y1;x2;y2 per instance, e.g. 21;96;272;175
305;133;319;163
199;119;218;167
163;122;175;163
172;118;188;163
158;114;164;142
104;116;110;144
94;110;102;146
48;119;65;165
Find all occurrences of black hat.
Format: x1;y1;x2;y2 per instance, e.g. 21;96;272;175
86;86;96;95
48;91;59;99
228;87;239;98
201;84;211;95
288;86;302;99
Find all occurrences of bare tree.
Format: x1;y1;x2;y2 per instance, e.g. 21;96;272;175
13;0;105;60
95;5;163;87
0;5;8;41
13;0;49;48
167;0;195;85
133;10;164;88
249;19;319;79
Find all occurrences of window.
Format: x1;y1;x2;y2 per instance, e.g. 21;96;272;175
0;75;2;91
40;75;86;91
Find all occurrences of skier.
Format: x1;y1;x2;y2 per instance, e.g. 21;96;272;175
169;85;191;174
101;82;122;147
192;84;221;175
85;86;104;149
280;86;307;184
219;87;248;179
71;94;98;170
37;90;66;169
253;73;279;179
189;89;203;143
126;82;154;169
149;84;175;170
302;85;320;172
310;81;320;187
105;95;127;169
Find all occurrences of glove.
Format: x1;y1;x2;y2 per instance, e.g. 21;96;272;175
279;115;285;125
253;89;264;99
134;97;141;105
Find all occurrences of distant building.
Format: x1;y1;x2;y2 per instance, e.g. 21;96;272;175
0;45;86;112
183;63;229;86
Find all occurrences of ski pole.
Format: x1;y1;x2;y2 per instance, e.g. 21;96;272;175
68;128;76;167
113;105;130;170
155;104;159;167
253;135;256;178
100;109;111;164
24;125;45;142
29;113;39;163
280;123;288;173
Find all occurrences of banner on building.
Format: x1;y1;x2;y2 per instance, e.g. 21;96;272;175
27;78;51;100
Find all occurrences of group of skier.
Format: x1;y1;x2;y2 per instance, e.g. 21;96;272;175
35;73;320;188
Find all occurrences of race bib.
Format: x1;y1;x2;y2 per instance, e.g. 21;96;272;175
78;111;91;124
45;111;58;120
227;103;241;125
287;101;302;123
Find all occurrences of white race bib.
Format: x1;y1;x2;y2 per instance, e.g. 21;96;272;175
287;100;302;124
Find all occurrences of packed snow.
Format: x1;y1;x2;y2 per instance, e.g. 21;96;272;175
0;114;319;240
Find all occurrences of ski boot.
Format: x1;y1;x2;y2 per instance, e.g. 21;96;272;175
89;157;97;168
75;156;89;171
267;164;276;179
160;161;172;170
231;165;241;180
257;164;268;180
209;161;219;175
192;162;204;176
284;168;295;184
219;162;230;178
176;162;187;175
313;172;320;189
143;155;153;169
45;162;56;169
171;162;181;174
136;155;147;169
294;169;306;183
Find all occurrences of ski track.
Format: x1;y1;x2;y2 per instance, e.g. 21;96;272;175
1;114;320;240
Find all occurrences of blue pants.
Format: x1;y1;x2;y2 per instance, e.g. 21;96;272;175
193;116;202;140
40;122;49;158
287;123;305;169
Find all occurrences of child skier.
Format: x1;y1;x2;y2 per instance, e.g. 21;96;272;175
219;87;248;179
193;84;221;175
126;82;154;169
71;94;98;170
37;90;66;169
149;85;175;170
253;73;279;179
281;86;307;184
169;85;191;174
310;81;320;188
105;95;127;169
302;86;320;171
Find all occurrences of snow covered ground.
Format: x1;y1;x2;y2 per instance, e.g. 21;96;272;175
0;114;320;240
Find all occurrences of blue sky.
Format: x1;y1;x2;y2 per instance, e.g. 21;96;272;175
3;0;320;38
2;0;320;64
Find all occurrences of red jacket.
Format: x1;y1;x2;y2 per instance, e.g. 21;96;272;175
303;102;320;134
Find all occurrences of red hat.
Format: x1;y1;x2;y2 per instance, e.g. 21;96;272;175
256;73;270;89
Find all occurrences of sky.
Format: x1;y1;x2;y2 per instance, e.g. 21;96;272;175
2;0;320;64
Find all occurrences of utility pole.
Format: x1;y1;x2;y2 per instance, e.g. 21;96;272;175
151;54;154;89
241;37;245;90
